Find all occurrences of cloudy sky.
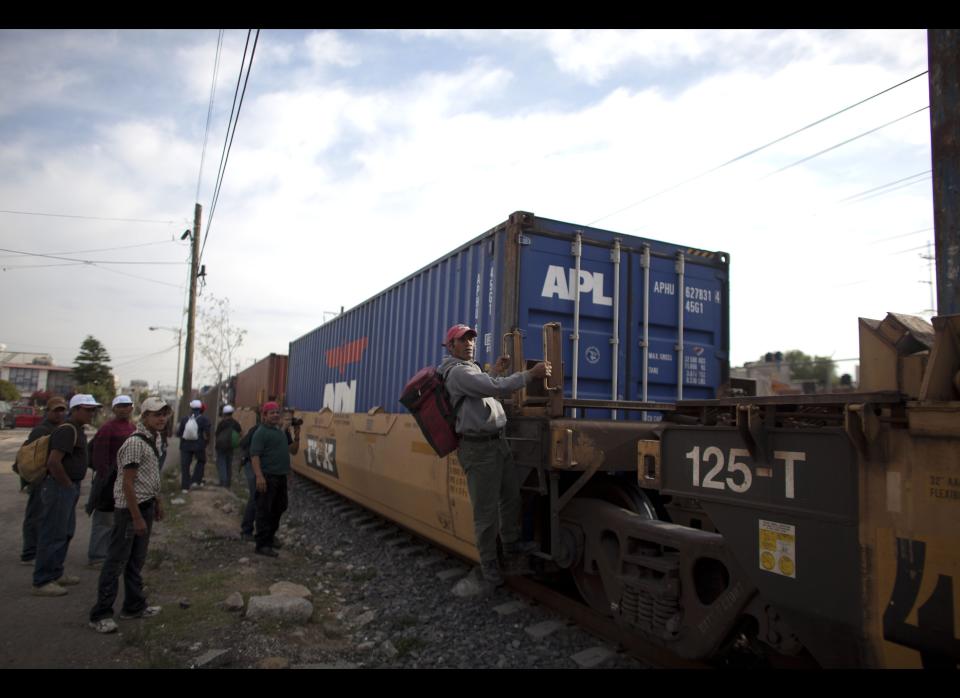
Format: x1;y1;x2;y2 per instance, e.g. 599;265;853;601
0;29;934;391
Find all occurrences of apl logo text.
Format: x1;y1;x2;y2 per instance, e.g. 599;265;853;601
541;265;612;306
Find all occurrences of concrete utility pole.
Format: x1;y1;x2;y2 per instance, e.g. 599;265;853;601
179;203;202;420
928;29;960;316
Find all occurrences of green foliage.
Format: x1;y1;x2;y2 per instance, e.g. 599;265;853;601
783;350;836;386
73;336;115;400
78;382;114;410
0;379;20;402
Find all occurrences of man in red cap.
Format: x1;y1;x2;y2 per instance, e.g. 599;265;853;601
439;324;550;587
249;401;300;556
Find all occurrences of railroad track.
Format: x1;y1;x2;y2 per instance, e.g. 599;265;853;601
287;473;716;669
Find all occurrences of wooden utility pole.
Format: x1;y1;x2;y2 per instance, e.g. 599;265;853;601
179;203;202;420
928;29;960;316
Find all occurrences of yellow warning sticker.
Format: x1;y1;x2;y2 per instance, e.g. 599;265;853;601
759;519;796;579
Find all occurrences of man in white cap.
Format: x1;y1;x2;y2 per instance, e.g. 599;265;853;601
85;395;136;567
89;396;170;633
176;398;211;493
32;393;100;597
214;404;242;488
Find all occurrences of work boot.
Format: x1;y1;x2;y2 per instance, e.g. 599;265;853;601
480;561;504;587
503;540;538;555
502;553;534;576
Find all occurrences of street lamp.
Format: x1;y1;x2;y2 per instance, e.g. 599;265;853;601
149;326;183;405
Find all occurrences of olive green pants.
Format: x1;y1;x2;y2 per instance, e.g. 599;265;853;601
458;437;522;564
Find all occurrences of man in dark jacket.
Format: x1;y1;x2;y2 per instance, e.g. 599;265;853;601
86;395;136;567
33;393;100;597
17;396;67;566
214;404;241;488
176;399;211;493
249;402;299;557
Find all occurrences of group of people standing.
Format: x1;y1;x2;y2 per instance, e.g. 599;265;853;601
16;393;170;634
16;393;301;634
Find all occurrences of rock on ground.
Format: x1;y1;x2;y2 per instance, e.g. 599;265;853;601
245;595;314;623
269;581;312;598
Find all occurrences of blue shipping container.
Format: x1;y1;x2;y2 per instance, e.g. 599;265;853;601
287;211;729;419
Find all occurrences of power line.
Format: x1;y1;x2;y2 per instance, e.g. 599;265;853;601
760;106;930;179
0;210;179;224
835;170;931;204
0;239;183;260
870;226;933;244
0;247;187;265
201;29;260;263
89;263;185;289
588;70;930;226
112;343;180;369
196;30;225;204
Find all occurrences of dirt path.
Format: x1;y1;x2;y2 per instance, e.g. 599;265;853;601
0;428;135;668
0;431;345;669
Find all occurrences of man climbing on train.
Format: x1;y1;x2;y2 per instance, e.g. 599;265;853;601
439;324;550;588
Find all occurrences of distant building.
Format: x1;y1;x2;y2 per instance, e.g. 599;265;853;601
731;351;835;397
0;349;77;398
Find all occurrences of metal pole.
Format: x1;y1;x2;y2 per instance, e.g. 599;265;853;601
642;244;650;405
570;232;582;419
928;29;960;316
676;252;685;401
179;203;201;420
610;239;620;420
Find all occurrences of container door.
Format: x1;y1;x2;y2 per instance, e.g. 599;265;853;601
516;232;628;419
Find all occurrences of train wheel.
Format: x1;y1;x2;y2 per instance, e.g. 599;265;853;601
569;478;656;615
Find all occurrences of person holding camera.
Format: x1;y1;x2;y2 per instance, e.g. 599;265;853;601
249;402;300;557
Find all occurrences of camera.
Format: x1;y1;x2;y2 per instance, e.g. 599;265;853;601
290;417;304;428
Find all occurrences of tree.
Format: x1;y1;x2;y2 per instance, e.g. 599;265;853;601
73;336;116;402
768;350;837;387
0;379;19;402
197;294;247;384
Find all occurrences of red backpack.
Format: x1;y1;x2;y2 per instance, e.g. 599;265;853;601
399;366;466;457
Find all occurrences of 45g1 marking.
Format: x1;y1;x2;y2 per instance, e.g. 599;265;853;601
685;446;806;498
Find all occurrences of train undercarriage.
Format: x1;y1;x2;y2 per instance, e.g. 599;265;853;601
283;312;959;668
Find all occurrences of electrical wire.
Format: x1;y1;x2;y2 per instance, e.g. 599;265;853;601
588;70;930;226
88;263;185;289
196;30;225;204
0;210;178;224
201;28;260;264
0;239;182;260
835;171;931;204
870;226;933;244
111;343;180;369
760;106;930;179
0;247;186;265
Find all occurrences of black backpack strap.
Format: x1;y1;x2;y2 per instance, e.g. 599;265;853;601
125;432;161;462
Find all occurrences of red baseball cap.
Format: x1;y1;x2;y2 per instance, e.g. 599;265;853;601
261;401;280;414
443;324;477;345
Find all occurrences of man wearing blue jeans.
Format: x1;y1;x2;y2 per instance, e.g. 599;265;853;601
176;399;210;493
18;396;67;566
214;404;241;488
89;396;169;634
33;394;100;597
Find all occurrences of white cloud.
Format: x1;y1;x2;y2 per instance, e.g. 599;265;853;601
304;30;362;68
0;29;934;388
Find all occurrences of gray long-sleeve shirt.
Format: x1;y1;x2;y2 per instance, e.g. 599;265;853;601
439;356;531;436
